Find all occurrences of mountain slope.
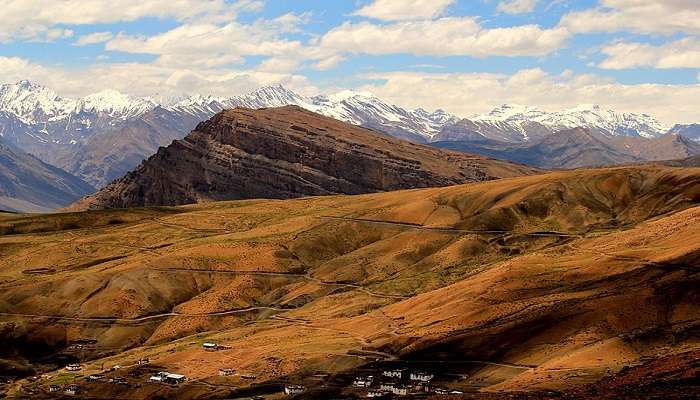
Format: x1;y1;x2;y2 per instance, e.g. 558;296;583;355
71;106;536;210
668;123;700;142
433;128;700;169
4;80;691;189
1;166;698;399
0;138;94;212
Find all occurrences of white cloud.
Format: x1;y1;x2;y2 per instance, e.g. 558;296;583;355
600;38;700;69
0;0;263;42
74;31;114;46
497;0;539;15
320;18;570;57
356;69;700;125
257;58;301;73
106;19;310;68
352;0;455;21
313;55;346;71
0;56;318;100
560;0;700;35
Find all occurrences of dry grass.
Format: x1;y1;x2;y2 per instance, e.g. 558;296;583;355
0;165;699;398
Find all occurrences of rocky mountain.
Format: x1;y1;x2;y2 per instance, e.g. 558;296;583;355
70;106;535;210
0;137;94;212
2;80;697;189
433;128;700;169
0;81;459;188
668;123;700;142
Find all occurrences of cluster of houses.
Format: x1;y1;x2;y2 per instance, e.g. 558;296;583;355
48;384;82;396
149;371;187;385
352;368;464;397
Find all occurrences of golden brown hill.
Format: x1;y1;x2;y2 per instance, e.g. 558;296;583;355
0;165;698;399
71;106;535;210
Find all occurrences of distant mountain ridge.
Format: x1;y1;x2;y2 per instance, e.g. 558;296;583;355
70;106;535;210
1;80;698;189
0;137;94;212
434;128;700;169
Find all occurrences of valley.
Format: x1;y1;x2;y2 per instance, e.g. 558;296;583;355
0;165;698;399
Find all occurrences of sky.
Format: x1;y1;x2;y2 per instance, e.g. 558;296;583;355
1;0;700;124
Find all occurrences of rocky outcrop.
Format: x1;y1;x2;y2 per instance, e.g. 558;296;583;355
71;106;536;210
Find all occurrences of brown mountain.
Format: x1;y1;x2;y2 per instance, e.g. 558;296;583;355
0;139;94;212
71;106;536;210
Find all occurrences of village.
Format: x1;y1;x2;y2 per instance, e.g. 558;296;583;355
3;338;473;399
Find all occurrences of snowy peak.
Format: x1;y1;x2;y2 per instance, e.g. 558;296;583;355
75;90;156;119
235;85;318;110
0;80;75;124
474;103;669;139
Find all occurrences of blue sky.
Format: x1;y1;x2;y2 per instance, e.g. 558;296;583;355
1;0;700;124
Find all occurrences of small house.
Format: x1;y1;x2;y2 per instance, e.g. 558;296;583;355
409;371;434;382
137;358;150;365
163;373;186;385
64;385;82;395
391;385;409;396
203;342;218;351
367;390;386;398
87;374;104;381
382;369;405;379
49;385;61;393
219;368;235;376
434;387;449;395
379;382;395;392
284;384;306;395
411;381;430;393
353;375;374;388
65;363;82;371
149;375;164;383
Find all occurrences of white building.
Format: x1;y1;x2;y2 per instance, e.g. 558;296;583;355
353;375;374;388
64;385;81;395
392;385;409;396
219;368;235;376
410;371;434;382
382;369;405;379
65;364;81;371
379;382;395;392
284;385;306;395
203;342;218;350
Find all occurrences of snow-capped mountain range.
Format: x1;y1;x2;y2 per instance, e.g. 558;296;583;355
470;104;669;140
0;80;696;189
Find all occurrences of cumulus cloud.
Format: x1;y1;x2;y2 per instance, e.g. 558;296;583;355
320;18;570;57
74;31;114;46
313;55;346;71
352;0;455;21
105;18;312;68
0;56;318;100
0;0;262;42
497;0;539;15
560;0;700;35
356;69;700;125
599;38;700;69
